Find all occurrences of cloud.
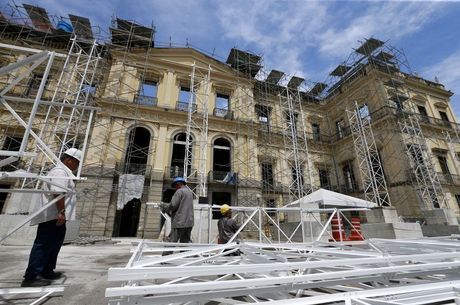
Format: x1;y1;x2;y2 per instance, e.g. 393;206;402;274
316;1;446;58
422;49;460;117
216;0;329;79
215;0;447;81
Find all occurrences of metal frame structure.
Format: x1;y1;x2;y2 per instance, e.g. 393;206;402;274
0;286;64;305
106;236;460;305
184;62;211;198
280;85;314;202
347;101;391;207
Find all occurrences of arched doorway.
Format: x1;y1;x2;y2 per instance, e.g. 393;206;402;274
113;127;151;237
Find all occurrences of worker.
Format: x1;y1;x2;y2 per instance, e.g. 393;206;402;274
217;204;240;244
161;177;194;243
22;148;82;287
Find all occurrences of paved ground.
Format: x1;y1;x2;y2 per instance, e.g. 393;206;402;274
0;241;132;305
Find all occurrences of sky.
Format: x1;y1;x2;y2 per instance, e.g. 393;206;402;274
3;0;460;118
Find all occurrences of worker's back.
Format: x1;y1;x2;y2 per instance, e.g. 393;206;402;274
169;187;194;228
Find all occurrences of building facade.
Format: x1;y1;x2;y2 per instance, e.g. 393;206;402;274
0;4;459;239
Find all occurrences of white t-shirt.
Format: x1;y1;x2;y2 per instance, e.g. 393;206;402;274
30;165;77;225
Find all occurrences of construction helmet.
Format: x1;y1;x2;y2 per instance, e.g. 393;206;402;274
220;204;231;215
171;176;186;187
64;148;83;163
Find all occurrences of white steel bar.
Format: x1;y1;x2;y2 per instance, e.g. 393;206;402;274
0;42;67;57
107;251;460;281
3;96;99;110
250;280;460;305
76;109;94;177
106;262;460;297
0;51;48;76
0;97;76;178
0;194;65;242
20;52;56;154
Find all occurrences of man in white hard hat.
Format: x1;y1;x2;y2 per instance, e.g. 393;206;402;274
22;148;82;287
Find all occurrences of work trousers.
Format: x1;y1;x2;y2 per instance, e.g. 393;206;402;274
169;227;192;243
24;220;66;280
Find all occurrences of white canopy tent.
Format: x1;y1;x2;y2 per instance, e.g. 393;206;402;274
285;188;378;208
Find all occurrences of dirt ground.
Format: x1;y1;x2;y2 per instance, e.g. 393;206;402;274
0;241;132;305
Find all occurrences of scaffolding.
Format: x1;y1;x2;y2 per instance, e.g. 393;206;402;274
106;235;460;305
347;101;391;206
184;62;211;198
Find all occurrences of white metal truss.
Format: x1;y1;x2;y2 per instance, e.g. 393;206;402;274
106;236;460;305
347;101;391;207
280;87;314;202
0;286;64;305
0;38;100;240
398;112;446;209
184;62;211;198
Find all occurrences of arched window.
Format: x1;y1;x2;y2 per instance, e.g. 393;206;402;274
213;137;231;180
170;132;193;178
124;127;151;174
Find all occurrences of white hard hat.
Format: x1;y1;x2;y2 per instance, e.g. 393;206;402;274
64;148;83;163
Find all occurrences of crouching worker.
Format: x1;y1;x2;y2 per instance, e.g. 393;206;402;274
217;204;240;244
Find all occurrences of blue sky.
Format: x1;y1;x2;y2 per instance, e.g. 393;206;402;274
3;0;460;118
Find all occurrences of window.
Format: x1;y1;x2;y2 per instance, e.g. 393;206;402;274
261;163;274;190
255;105;271;132
177;87;194;112
137;81;157;106
212;138;231;180
266;199;276;217
170;133;192;178
455;194;460;209
291;165;305;194
439;111;449;122
214;93;230;118
285;112;298;131
342;162;357;191
456;152;460;161
26;73;48;97
1;136;22;171
179;86;190;103
358;104;370;121
417;105;430;123
336;119;344;139
83;82;97;97
312;123;321;141
216;93;229;109
417;105;428;116
319;169;330;189
437;155;450;175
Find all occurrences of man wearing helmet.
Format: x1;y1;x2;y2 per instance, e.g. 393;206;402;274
217;204;240;244
21;148;82;287
161;177;194;243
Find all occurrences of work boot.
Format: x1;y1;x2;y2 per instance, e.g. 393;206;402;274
21;276;52;287
41;271;63;280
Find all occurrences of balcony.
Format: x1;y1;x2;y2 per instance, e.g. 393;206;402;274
135;95;158;106
165;166;198;181
437;173;460;186
213;108;233;119
262;180;284;193
208;171;237;184
176;101;197;112
115;162;151;177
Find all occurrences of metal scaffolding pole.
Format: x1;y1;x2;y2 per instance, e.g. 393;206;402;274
184;62;211;198
280;86;314;202
347;101;391;207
